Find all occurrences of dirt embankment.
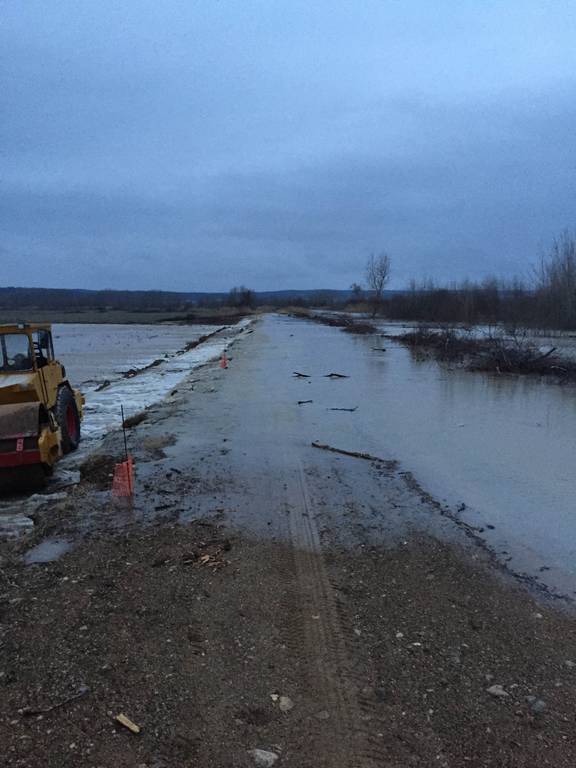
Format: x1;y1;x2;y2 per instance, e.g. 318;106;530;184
287;308;376;335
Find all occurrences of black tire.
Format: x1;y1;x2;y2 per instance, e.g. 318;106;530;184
54;387;81;453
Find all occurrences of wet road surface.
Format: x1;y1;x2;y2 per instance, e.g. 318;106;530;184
138;313;576;599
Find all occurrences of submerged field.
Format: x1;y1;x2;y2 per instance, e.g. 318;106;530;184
53;322;245;445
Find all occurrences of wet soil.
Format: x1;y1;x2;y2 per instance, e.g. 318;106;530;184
2;520;576;766
1;315;576;767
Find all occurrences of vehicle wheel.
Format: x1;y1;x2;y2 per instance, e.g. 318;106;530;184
54;387;81;453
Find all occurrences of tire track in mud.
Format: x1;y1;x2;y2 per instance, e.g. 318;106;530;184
282;448;386;767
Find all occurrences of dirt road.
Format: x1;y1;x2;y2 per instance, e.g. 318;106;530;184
1;314;576;767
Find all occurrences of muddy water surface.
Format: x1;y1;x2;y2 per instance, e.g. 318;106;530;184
273;316;576;596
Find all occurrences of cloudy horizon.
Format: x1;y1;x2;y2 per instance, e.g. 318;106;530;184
2;1;576;291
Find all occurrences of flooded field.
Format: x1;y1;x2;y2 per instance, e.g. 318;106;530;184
0;320;249;534
369;325;576;592
53;322;247;446
270;316;576;597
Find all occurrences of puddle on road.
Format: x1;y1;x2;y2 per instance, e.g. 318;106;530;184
24;537;72;564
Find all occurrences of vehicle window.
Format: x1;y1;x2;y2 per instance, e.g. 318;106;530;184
0;334;33;372
34;329;53;363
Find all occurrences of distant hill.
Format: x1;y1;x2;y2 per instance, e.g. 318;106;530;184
0;286;391;312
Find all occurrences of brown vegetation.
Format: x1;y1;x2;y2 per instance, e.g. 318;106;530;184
288;309;376;334
397;327;576;380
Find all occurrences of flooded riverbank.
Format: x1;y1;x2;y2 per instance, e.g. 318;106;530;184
276;315;576;598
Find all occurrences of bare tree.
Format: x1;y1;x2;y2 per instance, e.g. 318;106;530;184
228;286;255;308
365;252;391;316
349;282;364;303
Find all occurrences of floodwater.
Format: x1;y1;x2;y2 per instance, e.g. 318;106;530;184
266;315;576;596
24;537;71;564
0;321;249;536
53;322;248;446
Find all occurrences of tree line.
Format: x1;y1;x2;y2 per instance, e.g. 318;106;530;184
0;287;194;312
357;232;576;330
2;231;575;329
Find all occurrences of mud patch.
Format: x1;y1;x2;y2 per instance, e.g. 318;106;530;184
79;453;119;489
122;410;149;428
141;433;177;460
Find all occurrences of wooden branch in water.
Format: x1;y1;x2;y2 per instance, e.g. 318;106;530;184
328;406;358;412
311;441;392;465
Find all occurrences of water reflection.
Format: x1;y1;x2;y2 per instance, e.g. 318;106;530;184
303;318;576;596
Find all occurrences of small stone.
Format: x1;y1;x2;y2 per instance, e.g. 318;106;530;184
565;660;575;669
530;699;547;715
79;626;88;632
487;684;509;698
248;748;279;767
315;709;330;720
278;696;294;713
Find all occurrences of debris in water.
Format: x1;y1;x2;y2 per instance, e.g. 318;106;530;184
328;406;358;412
311;442;395;467
297;400;313;405
323;372;349;378
293;371;310;378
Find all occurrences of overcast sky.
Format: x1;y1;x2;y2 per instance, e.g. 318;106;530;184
2;1;576;291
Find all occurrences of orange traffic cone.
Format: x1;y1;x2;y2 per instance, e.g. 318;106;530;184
220;353;228;369
112;456;134;498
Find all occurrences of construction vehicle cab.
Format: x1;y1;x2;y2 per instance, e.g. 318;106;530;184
0;323;83;477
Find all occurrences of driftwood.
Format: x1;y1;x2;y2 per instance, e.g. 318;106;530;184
323;372;349;378
20;686;90;717
311;442;394;467
297;400;313;405
293;371;310;378
328;406;358;412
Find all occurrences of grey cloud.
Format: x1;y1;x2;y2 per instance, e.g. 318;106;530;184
1;1;576;290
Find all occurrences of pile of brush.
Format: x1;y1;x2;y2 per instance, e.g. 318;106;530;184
397;326;576;380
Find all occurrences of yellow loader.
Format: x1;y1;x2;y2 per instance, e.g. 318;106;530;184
0;323;83;479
